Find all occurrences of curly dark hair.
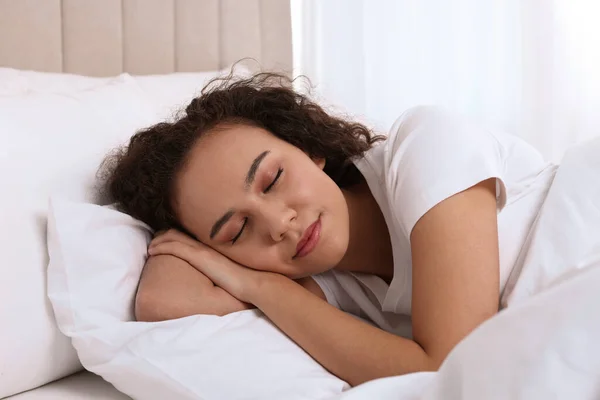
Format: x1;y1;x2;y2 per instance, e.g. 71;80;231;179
99;67;385;234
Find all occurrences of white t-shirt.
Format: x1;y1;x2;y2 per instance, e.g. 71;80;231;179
312;105;558;338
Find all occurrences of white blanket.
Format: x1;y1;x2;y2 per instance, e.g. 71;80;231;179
333;135;600;400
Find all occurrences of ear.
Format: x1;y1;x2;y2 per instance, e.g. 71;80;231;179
313;157;326;170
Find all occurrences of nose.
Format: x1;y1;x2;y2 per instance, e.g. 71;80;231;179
260;203;297;242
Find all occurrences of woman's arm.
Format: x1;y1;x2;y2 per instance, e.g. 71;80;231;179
410;178;500;360
135;254;252;321
251;275;431;386
247;179;500;386
135;255;326;321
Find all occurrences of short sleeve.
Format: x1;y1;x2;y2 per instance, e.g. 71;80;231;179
384;105;507;238
311;271;413;337
311;272;343;310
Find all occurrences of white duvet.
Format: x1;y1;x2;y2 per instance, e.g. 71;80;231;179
333;135;600;400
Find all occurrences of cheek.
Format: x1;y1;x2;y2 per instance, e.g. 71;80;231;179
287;169;326;202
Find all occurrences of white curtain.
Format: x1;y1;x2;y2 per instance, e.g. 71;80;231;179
292;0;600;163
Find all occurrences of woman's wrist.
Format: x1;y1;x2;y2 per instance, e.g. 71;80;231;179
243;271;285;305
245;273;328;309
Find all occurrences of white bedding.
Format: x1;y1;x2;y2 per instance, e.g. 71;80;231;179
333;259;600;400
334;135;600;399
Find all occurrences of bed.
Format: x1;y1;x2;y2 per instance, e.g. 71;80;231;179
0;1;291;398
3;1;600;399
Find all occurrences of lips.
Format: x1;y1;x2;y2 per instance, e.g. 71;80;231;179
295;217;321;258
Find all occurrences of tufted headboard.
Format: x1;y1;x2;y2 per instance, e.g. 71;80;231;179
0;0;292;76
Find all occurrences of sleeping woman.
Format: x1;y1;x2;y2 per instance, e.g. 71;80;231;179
101;70;557;386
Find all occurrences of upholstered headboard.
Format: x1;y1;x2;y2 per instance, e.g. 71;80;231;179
0;0;292;76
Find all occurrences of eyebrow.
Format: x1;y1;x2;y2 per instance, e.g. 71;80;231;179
209;150;270;240
245;150;270;189
210;209;234;240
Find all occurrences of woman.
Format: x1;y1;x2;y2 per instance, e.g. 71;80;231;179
102;70;557;386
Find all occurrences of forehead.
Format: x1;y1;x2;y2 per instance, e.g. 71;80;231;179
185;124;285;173
173;124;284;237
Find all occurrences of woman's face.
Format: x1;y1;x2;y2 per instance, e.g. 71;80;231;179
173;124;350;278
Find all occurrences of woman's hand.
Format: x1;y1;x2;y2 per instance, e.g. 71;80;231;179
147;229;276;303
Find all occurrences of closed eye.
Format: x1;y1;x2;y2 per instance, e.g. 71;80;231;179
264;168;283;193
231;217;248;244
231;168;282;244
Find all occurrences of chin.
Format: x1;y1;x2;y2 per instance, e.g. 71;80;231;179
291;258;335;279
325;236;349;269
310;253;345;276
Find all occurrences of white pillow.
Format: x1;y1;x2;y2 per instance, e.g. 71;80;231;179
134;65;252;120
0;65;251;121
46;199;350;399
0;76;158;398
0;67;113;95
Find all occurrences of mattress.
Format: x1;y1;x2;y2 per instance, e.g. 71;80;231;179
6;371;129;400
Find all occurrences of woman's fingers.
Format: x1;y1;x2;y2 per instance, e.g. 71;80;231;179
149;238;213;273
153;229;166;238
150;229;202;249
150;229;180;245
147;228;264;302
148;240;190;260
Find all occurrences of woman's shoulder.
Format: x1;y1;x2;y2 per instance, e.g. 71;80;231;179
386;105;494;154
375;105;508;237
355;105;459;178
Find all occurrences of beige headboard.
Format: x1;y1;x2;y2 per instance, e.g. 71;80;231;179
0;0;292;76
